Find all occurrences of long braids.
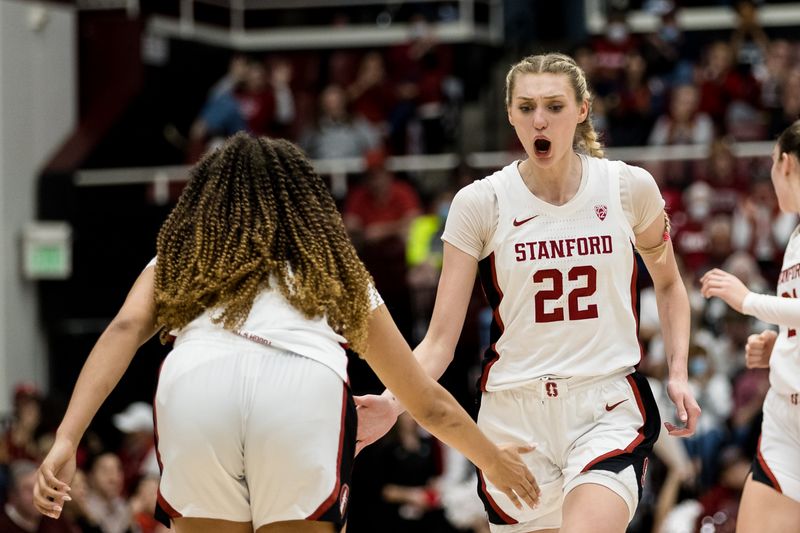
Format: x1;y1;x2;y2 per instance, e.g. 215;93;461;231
154;133;374;353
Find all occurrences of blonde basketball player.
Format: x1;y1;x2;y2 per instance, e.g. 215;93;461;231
700;120;800;533
356;53;701;533
31;134;539;533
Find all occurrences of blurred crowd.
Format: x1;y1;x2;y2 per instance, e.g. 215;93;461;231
4;1;800;532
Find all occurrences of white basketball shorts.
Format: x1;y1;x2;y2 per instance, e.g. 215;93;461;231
476;370;660;533
752;387;800;502
152;329;356;530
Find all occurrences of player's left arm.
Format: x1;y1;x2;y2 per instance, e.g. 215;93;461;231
636;212;700;437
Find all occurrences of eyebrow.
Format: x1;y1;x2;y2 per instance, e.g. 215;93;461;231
515;95;567;101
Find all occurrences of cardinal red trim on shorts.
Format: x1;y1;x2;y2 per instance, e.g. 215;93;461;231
307;385;348;519
478;470;519;524
756;435;783;493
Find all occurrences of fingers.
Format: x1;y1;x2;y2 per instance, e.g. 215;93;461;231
504;488;523;510
33;470;70;519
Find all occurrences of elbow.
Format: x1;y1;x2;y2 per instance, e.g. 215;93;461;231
105;315;155;345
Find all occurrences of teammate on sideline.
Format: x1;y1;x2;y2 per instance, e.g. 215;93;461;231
700;119;800;532
31;134;540;533
356;53;700;533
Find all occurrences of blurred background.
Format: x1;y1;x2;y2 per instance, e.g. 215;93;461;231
1;0;799;531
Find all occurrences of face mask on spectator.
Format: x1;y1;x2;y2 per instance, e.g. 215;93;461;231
689;202;711;221
689;357;709;376
607;23;629;44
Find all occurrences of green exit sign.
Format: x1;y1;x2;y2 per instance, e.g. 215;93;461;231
22;222;72;279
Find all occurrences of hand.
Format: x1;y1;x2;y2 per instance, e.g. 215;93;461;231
746;330;777;368
482;444;539;510
700;268;750;313
664;379;701;437
33;437;76;519
354;394;400;454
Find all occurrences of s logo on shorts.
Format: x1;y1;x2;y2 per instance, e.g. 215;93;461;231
339;484;350;517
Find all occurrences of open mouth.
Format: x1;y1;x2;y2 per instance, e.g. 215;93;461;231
534;138;551;156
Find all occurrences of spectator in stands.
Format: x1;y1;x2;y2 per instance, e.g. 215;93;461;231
84;452;133;533
590;9;639;97
1;384;43;465
301;84;380;159
347;51;394;136
406;189;453;343
756;40;793;118
732;177;797;283
672;181;714;277
769;66;800;138
693;446;751;533
378;413;454;533
701;139;749;215
0;460;84;533
683;344;732;490
237;58;295;138
386;14;452;154
129;475;167;533
647;84;714;146
344;149;421;338
111;402;159;496
697;41;760;133
730;0;769;70
607;51;655;146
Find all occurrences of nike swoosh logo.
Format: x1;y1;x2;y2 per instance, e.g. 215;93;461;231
513;215;539;226
605;399;628;411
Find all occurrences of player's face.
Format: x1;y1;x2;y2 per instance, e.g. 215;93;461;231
507;73;589;168
771;143;797;213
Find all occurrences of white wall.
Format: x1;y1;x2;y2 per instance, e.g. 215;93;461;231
0;0;76;414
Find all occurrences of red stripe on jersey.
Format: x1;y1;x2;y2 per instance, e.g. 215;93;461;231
581;374;646;472
478;470;519;524
756;435;783;493
307;385;348;519
156;490;182;519
479;253;505;391
629;244;644;364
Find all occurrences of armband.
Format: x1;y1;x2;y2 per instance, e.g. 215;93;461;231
635;210;671;265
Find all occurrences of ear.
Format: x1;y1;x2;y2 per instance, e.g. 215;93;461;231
785;152;799;177
577;99;589;124
507;106;514;127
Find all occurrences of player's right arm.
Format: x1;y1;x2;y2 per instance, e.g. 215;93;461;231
355;243;477;450
33;265;160;518
362;304;539;510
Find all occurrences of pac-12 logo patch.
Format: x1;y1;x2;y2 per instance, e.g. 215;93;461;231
594;204;607;221
339;484;350;517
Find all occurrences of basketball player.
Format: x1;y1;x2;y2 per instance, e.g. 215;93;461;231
700;120;800;532
31;134;540;533
356;53;701;533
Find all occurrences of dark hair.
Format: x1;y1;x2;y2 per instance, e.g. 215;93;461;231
154;133;375;353
777;119;800;161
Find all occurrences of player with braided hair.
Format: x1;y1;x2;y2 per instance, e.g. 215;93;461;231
32;133;539;533
357;53;700;533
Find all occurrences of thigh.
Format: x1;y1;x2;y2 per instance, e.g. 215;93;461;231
755;391;800;501
737;474;800;533
245;353;355;531
256;521;335;533
563;372;661;522
476;390;564;532
172;518;253;533
560;484;628;533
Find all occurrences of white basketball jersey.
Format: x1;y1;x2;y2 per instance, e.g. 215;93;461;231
478;157;641;391
769;227;800;395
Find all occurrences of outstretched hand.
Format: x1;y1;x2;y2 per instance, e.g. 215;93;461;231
700;268;750;313
664;380;701;437
482;444;540;510
746;330;777;369
354;394;400;454
33;437;76;519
